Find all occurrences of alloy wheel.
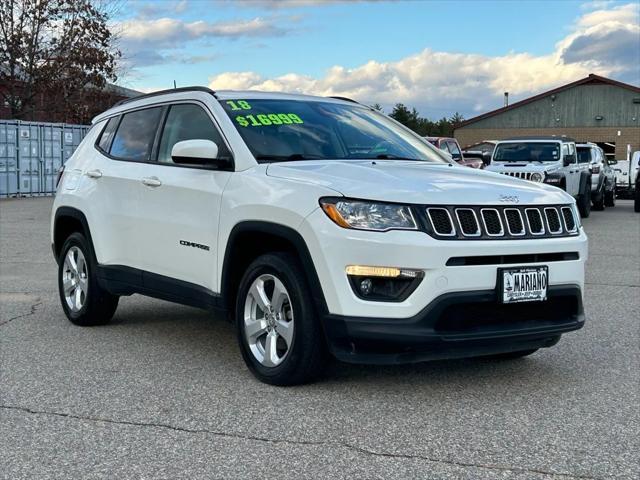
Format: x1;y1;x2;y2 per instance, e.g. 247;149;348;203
62;246;88;312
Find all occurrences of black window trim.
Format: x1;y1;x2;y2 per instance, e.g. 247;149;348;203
93;99;235;172
95;115;123;156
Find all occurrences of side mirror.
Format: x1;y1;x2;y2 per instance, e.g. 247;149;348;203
482;151;492;166
563;155;576;167
171;139;228;167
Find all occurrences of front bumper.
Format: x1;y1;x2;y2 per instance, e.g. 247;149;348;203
323;285;584;364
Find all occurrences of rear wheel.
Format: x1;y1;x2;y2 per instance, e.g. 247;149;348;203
577;179;591;218
58;232;118;326
592;190;605;211
604;182;616;207
235;252;326;385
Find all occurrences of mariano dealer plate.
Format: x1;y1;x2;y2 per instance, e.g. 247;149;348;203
498;266;548;304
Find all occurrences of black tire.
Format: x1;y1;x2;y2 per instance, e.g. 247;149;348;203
604;183;616;207
235;252;327;386
58;232;118;326
484;349;538;360
577;178;591;218
592;190;605;211
635;187;640;212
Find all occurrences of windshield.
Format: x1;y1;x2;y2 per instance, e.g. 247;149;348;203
493;142;560;162
221;99;445;163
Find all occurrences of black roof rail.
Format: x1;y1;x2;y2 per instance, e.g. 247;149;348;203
328;96;360;104
112;86;217;108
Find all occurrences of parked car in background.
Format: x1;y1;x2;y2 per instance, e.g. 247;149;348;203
576;143;616;210
424;137;485;169
487;136;592;217
635;169;640;212
613;151;640;198
462;140;498;163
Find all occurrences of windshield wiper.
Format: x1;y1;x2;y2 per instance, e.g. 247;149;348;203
255;153;324;162
374;154;422;161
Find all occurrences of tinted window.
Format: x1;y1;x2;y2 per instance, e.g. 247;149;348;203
158;104;229;163
221;99;445;163
577;147;592;163
494;142;560;162
110;107;162;161
97;117;119;152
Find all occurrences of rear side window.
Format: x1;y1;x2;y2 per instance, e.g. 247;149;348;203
157;104;229;164
576;147;591;163
110;107;163;161
97;117;119;153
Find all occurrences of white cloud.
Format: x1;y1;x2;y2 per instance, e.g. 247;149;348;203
208;2;640;117
120;17;289;49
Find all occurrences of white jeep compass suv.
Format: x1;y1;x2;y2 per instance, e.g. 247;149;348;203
487;137;593;218
51;87;587;385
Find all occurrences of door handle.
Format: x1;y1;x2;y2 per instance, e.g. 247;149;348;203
86;169;102;179
141;177;162;187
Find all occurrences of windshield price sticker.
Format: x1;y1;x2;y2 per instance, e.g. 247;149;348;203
235;113;304;127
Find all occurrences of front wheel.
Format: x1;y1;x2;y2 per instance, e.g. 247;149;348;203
235;253;326;386
58;232;119;326
483;349;538;360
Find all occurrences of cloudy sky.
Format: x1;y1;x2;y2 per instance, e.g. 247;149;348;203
116;0;640;118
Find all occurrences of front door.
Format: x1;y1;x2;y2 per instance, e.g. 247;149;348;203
134;103;233;293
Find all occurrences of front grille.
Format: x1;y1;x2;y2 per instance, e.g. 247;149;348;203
501;171;533;180
504;208;525;236
427;208;455;236
455;209;480;236
525;208;545;235
481;209;503;236
561;207;576;232
545;208;562;234
423;205;578;240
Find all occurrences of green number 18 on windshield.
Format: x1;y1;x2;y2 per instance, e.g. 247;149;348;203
226;100;252;111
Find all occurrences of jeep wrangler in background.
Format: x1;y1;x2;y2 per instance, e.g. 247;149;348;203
487;137;592;217
51;87;587;385
576;142;616;210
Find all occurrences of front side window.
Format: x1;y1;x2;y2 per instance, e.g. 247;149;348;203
493;142;561;162
110;107;163;161
221;99;445;163
447;141;462;160
158;104;230;164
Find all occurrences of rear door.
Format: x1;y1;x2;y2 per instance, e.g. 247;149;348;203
84;107;163;269
563;143;580;196
133;102;233;292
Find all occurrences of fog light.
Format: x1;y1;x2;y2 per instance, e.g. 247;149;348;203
346;265;424;302
359;278;373;295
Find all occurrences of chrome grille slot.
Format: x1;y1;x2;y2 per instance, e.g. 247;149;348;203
481;209;504;236
544;207;562;234
504;208;525;236
561;207;577;232
427;208;455;236
455;208;480;236
525;208;545;235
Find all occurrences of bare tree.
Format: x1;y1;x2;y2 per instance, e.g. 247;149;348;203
0;0;121;120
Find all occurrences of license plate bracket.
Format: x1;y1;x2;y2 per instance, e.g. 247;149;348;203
497;266;548;304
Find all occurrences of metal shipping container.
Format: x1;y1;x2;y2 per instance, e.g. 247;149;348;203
0;120;91;197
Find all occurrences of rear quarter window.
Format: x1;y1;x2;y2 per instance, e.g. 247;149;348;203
109;107;163;161
97;117;119;153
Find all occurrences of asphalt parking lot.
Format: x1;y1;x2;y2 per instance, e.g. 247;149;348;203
1;197;638;480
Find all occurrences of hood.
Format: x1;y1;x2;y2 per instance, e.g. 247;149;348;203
266;160;573;205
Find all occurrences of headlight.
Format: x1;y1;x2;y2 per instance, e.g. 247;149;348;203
530;172;544;182
320;198;417;231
